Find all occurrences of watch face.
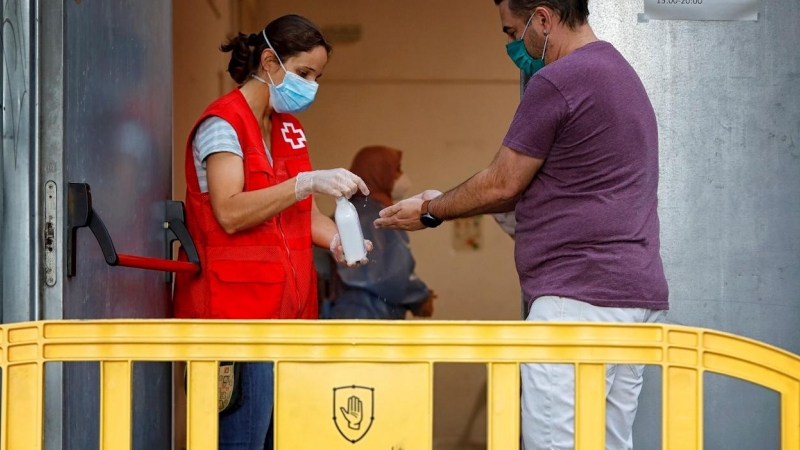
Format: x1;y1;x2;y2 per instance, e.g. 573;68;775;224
421;213;442;228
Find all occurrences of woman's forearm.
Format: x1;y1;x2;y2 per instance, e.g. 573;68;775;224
211;178;298;234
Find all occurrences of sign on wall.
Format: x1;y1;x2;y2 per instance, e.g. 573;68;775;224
643;0;760;21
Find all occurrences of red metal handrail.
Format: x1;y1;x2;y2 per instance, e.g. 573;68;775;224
116;254;200;274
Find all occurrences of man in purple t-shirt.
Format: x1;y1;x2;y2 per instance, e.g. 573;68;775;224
376;0;668;448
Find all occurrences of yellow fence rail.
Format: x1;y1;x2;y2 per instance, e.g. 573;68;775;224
1;321;798;450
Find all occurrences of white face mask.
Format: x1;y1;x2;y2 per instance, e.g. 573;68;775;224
391;174;412;201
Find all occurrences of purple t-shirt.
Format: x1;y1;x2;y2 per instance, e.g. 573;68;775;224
504;41;669;310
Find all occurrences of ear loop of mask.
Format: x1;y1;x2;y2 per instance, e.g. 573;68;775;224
542;30;550;64
520;13;534;39
521;13;549;64
250;29;286;86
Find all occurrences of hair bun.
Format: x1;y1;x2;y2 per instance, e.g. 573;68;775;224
246;33;259;46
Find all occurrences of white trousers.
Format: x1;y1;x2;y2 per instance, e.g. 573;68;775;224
521;296;666;450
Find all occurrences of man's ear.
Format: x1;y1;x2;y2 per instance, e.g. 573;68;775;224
534;6;554;31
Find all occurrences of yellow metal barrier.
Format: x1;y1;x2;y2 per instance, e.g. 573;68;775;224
1;321;798;450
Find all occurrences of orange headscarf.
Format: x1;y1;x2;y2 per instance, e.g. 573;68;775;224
349;145;402;207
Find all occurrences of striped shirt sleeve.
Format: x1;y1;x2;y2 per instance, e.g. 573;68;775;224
191;117;243;193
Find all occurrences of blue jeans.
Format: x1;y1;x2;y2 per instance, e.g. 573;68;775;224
219;362;275;450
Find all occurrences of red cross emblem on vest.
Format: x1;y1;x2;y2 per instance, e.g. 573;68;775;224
281;122;307;150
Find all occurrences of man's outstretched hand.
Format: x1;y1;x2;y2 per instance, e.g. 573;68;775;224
374;190;443;231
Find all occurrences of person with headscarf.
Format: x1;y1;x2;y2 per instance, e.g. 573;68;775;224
325;146;435;319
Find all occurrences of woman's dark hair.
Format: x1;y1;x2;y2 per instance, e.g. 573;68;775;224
493;0;589;29
220;14;332;84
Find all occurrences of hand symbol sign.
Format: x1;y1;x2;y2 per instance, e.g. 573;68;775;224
339;395;363;430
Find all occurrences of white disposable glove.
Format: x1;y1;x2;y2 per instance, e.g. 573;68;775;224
295;169;369;201
329;233;373;267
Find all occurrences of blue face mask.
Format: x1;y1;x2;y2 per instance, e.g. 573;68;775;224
252;30;319;114
505;14;549;77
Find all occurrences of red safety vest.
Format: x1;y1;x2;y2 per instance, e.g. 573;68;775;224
173;89;317;320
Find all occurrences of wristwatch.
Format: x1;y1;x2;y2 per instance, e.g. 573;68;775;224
420;200;444;228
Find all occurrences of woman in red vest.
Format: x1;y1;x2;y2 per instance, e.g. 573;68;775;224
173;14;370;450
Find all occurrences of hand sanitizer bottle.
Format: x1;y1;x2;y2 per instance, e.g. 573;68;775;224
334;197;367;263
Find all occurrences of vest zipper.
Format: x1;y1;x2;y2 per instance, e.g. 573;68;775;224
276;215;302;316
